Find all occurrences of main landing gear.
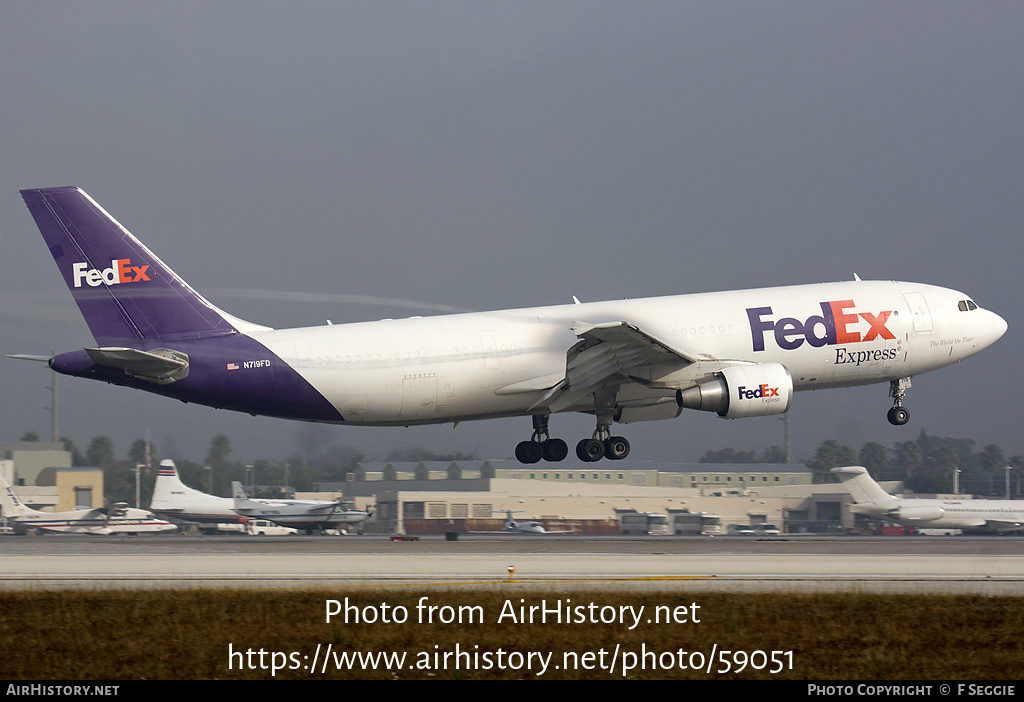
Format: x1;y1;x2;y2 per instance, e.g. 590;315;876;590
515;414;630;464
514;414;569;464
887;377;912;426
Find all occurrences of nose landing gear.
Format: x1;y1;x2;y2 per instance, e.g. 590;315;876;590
887;377;912;426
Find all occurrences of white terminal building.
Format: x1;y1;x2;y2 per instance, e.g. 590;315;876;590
304;460;893;535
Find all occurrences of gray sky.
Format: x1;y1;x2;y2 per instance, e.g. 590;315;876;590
2;2;1022;467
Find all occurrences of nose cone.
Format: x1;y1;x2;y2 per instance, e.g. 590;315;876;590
985;309;1008;346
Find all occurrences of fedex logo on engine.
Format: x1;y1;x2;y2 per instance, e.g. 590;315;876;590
72;259;150;288
737;384;780;400
747;299;895;352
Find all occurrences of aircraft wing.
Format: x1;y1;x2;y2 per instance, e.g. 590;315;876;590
232;498;267;515
983;519;1024;533
98;503;130;523
535;321;709;413
300;501;349;514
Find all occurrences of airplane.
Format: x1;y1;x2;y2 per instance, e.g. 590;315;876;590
149;459;369;532
832;466;1024;534
230;481;370;532
0;477;176;535
470;510;575;535
13;186;1007;464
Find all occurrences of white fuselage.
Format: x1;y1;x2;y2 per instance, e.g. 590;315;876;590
834;466;1023;533
853;498;1024;533
247;280;1005;426
8;508;177;535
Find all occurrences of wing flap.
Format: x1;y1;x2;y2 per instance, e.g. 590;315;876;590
540;321;705;413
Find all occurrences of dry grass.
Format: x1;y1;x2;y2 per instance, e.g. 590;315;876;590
1;589;1022;679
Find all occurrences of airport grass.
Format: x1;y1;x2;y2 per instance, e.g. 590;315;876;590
1;589;1022;680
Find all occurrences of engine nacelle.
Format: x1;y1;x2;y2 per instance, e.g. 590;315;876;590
889;504;945;523
676;363;793;418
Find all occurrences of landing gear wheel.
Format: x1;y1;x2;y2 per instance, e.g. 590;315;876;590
515;440;544;464
576;438;606;462
604;436;630;461
887;406;910;426
542;438;569;462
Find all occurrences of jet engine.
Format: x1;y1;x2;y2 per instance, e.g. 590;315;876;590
676;363;793;419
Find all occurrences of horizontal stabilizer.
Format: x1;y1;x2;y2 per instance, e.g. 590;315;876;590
86;346;189;385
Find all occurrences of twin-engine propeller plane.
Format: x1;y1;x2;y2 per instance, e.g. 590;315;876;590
0;478;176;535
12;187;1007;464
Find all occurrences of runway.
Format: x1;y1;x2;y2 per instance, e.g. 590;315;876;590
3;534;1023;594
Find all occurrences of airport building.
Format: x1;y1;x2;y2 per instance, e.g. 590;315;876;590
0;442;100;512
306;460;884;535
0;443;903;535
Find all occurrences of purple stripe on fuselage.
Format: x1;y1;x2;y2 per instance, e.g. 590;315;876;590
51;334;344;423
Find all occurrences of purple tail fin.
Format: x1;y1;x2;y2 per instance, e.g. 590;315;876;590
21;187;244;345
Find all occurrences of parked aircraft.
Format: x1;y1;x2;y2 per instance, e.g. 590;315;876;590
231;481;370;532
149;460;368;533
832;466;1024;533
0;478;176;535
14;187;1006;463
470;510;575;535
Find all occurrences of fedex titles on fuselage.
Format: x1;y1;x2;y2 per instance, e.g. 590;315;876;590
747;298;899;366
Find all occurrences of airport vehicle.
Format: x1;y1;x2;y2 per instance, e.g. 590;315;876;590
149;460;368;533
832;466;1024;534
620;511;669;535
218;520;299;536
727;523;758;536
671;511;721;536
471;510;575;535
0;478;176;535
14;187;1006;463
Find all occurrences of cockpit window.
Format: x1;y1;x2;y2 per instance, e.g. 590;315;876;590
958;300;979;312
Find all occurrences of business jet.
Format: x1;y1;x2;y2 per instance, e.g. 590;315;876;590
149;459;368;532
470;510;575;535
13;187;1007;464
832;466;1024;534
0;478;176;535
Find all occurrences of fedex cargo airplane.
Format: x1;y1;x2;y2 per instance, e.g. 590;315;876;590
14;187;1006;464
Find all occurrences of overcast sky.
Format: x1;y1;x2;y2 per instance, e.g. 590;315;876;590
1;2;1022;467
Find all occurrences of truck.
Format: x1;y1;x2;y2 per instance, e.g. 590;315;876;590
671;511;721;536
619;511;669;535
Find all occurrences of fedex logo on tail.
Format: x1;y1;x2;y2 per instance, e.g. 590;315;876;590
747;299;895;352
72;259;150;288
